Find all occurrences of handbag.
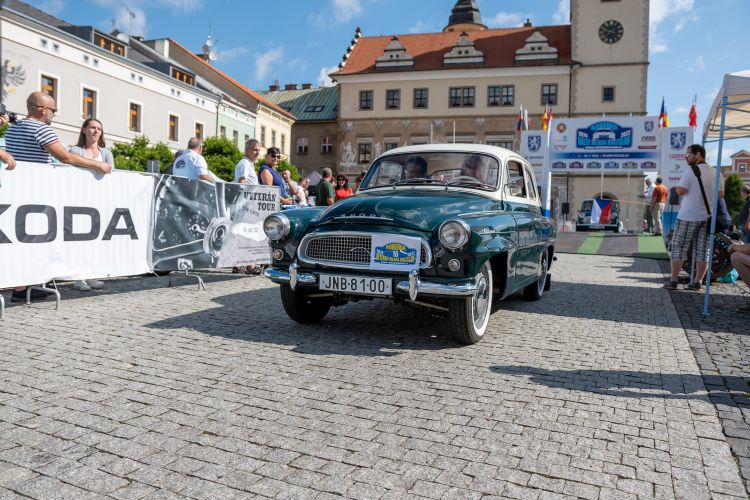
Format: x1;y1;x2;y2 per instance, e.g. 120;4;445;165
691;164;726;234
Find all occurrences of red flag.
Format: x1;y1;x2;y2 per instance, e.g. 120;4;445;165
688;102;697;128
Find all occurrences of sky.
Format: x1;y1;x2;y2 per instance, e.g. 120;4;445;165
27;0;750;164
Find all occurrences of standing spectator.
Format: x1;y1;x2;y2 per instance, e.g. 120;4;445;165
259;147;292;205
5;92;112;302
298;177;312;205
664;144;724;290
335;175;353;202
641;178;654;233
68;118;115;292
729;242;750;312
739;185;750;243
650;177;668;236
234;139;261;185
354;170;367;190
172;138;213;182
316;167;335;206
282;169;306;206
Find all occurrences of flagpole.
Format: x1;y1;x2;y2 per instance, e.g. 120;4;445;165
542;106;553;218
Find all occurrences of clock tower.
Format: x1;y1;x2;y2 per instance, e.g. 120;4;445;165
570;0;649;115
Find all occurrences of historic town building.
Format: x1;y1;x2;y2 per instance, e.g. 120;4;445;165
260;84;339;175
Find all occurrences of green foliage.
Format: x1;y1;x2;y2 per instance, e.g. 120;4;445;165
724;173;743;223
254;157;301;181
203;136;242;182
111;135;173;173
0;124;8;137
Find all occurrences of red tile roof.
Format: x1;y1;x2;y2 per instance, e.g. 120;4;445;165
332;26;571;76
168;38;295;120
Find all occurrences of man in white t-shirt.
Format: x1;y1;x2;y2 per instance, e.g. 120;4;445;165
665;144;724;291
234;138;261;184
173;138;212;182
282;169;307;206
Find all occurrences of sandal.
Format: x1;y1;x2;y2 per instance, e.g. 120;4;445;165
663;281;678;290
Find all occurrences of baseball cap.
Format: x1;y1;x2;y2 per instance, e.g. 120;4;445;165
266;147;281;157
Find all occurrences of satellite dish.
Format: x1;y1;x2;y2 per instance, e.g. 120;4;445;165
204;36;214;48
116;32;128;42
208;50;218;61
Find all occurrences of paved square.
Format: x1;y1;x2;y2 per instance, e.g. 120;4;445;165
0;254;746;498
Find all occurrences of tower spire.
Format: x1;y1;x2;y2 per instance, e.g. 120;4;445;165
444;0;487;32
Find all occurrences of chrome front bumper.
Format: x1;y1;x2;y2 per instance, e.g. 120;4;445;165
263;264;479;301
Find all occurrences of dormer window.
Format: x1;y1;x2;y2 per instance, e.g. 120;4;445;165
515;29;558;62
94;33;125;56
375;36;414;68
171;68;195;86
443;32;484;65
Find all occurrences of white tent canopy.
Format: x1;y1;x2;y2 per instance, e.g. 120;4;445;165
703;69;750;142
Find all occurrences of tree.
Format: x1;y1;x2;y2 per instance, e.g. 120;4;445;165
724;173;743;223
111;135;173;173
203;136;243;182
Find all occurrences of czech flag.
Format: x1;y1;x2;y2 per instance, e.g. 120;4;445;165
658;98;669;128
591;199;613;224
688;102;697;128
517;106;524;132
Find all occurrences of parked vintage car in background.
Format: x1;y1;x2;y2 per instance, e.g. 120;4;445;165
263;144;557;344
575;198;622;232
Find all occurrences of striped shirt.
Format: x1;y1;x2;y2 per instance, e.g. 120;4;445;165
5;118;59;163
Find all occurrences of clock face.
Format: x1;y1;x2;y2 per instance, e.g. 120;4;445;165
599;19;624;44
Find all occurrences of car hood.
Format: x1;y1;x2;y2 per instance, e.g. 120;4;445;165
312;190;496;231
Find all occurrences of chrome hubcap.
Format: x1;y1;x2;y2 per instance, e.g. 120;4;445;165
473;268;489;327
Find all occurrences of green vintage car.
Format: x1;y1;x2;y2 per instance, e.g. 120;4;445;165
263;144;556;344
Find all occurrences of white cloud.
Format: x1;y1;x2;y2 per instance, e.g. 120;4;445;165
156;0;202;11
35;0;64;15
674;106;689;114
214;46;249;63
310;0;362;27
318;65;339;87
686;55;706;73
486;11;531;28
552;0;569;24
115;5;147;37
706;145;736;166
649;0;694;53
254;47;284;83
288;57;310;73
409;21;434;34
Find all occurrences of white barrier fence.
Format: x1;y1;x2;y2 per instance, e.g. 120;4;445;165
0;162;278;289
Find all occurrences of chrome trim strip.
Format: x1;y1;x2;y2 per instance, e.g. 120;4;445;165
396;279;479;297
263;267;317;285
298;231;433;270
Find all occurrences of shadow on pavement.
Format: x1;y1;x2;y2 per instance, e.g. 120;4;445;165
489;365;750;406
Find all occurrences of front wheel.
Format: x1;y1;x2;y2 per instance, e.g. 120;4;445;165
524;250;548;301
449;261;493;345
280;284;332;324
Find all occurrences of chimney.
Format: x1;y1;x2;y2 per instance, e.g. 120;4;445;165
523;18;532;27
284;83;298;90
269;84;279;91
301;83;313;90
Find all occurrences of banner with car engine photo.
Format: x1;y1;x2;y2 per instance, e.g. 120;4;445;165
546;116;662;173
0;162;154;289
151;176;277;271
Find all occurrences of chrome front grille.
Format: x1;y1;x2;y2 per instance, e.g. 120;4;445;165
306;235;371;264
299;232;431;269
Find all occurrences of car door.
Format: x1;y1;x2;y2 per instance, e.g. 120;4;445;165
522;164;545;271
505;160;537;285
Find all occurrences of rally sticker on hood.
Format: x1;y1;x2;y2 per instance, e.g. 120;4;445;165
370;234;421;272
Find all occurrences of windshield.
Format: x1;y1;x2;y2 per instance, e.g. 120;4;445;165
360;152;500;191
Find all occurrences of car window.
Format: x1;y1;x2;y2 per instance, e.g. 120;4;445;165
506;161;526;198
523;166;537;200
360;152;500;190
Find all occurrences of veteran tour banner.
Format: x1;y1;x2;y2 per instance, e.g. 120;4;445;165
0;162;154;289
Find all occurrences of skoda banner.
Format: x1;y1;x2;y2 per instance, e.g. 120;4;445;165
659;127;693;191
0;163;154;289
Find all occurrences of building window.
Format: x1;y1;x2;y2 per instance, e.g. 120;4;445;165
40;74;57;100
411;136;428;145
541;84;558;105
220;126;226;138
386;89;400;110
233;130;239;147
413;88;428;109
358;143;372;164
486;135;514;150
171;68;195;86
281;134;286;153
321;135;333;154
488;86;501;107
304;105;324;113
261;126;266;146
94;33;125;56
271;130;276;147
168;114;179;142
384;140;399;151
359;90;373;110
449;87;475;107
82;87;96;119
739;163;747;172
602;86;615;103
244;134;250;144
501;85;514;106
129;102;141;132
195;122;204;140
297;137;309;154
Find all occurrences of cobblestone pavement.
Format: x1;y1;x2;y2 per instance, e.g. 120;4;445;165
0;254;746;499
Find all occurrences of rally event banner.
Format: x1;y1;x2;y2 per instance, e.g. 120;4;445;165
659;126;694;191
151;176;277;271
0;162;154;289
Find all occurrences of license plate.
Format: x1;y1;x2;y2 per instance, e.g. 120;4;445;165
590;224;604;229
319;274;392;296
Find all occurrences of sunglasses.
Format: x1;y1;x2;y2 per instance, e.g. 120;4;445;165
269;154;280;158
36;105;58;113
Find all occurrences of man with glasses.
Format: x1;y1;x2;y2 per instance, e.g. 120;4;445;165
5;92;111;174
258;147;292;205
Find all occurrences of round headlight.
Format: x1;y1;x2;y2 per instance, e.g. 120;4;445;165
439;219;471;251
263;213;291;241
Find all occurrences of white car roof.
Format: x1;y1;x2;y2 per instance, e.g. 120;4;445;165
376;143;526;164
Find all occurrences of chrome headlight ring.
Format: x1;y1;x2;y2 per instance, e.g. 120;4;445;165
439;219;471;251
263;213;291;242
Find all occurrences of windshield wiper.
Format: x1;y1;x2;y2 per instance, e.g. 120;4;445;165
446;179;495;190
393;178;445;186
